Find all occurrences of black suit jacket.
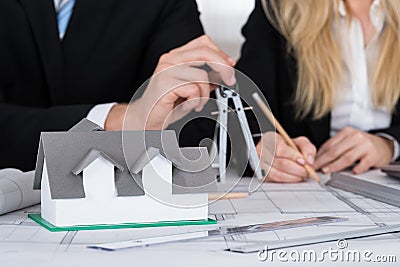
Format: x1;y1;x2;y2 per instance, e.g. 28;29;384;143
0;0;204;171
237;0;400;150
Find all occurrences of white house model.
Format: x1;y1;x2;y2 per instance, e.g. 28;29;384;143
34;119;217;227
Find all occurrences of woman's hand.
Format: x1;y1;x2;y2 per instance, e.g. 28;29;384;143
314;127;394;174
257;132;317;183
108;35;236;131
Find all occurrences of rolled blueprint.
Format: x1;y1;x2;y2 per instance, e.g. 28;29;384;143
0;169;40;215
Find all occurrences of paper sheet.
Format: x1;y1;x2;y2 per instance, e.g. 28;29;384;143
0;169;40;216
1;171;400;267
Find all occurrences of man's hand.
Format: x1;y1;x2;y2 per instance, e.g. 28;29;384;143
106;35;236;131
104;104;128;131
314;127;394;174
257;132;317;183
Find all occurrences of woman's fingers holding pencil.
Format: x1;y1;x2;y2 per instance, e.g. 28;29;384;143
265;166;304;183
257;133;316;183
293;137;317;166
275;136;305;164
270;158;309;180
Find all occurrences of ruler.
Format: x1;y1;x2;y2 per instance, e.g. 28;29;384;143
327;172;400;208
88;216;346;251
229;224;400;253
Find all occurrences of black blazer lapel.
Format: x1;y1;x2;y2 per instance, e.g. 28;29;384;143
284;52;331;147
19;0;65;104
62;0;115;69
306;113;331;148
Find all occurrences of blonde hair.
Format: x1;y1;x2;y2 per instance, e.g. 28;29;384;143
262;0;400;119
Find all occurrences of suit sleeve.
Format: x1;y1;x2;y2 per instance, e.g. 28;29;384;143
0;30;94;170
370;127;400;142
0;100;94;171
369;102;400;144
137;0;204;83
0;0;204;171
136;0;210;148
370;110;400;162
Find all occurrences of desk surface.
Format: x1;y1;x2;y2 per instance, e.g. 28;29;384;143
0;173;399;267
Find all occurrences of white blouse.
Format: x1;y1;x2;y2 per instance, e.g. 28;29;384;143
331;0;399;160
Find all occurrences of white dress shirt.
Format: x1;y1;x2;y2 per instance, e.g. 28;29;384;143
331;0;399;161
86;103;117;129
53;0;66;11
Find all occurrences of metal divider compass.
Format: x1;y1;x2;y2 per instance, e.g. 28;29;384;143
213;83;263;183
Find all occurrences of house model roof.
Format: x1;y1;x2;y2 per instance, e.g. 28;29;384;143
72;148;124;175
130;147;162;175
34;119;218;199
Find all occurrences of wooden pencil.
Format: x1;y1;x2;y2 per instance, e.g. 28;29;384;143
208;192;248;201
252;93;320;183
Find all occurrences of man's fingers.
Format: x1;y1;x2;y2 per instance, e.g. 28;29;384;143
189;60;236;86
161;49;236;86
170;84;201;111
172;68;211;112
195;82;211;112
173;35;235;65
154;66;210;102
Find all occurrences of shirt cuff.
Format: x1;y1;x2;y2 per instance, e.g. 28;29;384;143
86;103;117;128
376;133;400;162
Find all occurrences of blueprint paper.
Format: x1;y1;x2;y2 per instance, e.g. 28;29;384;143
0;172;399;267
266;191;355;213
0;169;40;216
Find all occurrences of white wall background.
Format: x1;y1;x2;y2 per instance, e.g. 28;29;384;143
196;0;255;60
